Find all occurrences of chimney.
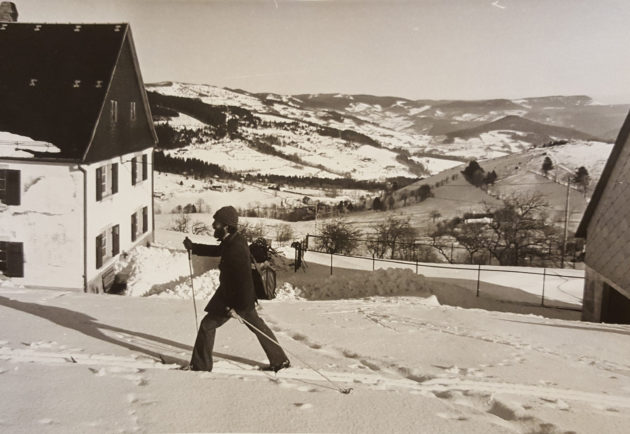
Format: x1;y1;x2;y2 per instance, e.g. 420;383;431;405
0;2;18;22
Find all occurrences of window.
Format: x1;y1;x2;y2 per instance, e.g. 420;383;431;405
131;206;148;242
142;206;148;233
131;154;146;185
110;100;118;123
131;212;138;242
142;154;148;181
96;163;118;201
0;241;24;278
131;156;137;186
130;101;136;121
0;169;21;205
95;225;119;269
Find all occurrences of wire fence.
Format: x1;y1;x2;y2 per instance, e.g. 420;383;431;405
300;234;584;311
303;233;582;269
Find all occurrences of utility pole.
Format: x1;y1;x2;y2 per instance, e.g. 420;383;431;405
561;176;571;268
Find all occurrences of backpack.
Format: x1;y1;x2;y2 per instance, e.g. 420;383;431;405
249;238;276;300
250;257;276;300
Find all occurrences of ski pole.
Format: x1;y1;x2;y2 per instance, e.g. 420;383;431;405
231;311;352;395
187;249;199;333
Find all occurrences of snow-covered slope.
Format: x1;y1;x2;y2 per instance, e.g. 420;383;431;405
148;83;625;183
2;254;630;433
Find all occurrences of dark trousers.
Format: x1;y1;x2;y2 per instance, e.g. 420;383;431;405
190;308;289;371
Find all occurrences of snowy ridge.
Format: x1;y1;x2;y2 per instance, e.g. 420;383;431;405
148;82;623;183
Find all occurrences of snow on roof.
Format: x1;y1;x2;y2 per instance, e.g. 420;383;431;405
0;131;61;158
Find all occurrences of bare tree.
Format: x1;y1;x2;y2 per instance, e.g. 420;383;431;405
170;212;190;233
429;210;442;223
317;219;362;255
192;220;212;235
452;222;487;264
400;191;408;207
275;223;295;243
369;216;417;259
483;193;552;266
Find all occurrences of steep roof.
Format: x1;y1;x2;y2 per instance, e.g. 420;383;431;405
576;108;630;237
0;22;152;161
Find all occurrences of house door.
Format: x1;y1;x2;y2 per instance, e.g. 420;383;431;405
601;283;630;324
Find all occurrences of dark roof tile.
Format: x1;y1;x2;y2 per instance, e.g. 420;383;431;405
0;23;128;160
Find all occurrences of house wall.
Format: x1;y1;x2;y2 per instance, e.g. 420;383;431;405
84;149;153;292
582;265;605;322
0;159;83;288
583;130;630;304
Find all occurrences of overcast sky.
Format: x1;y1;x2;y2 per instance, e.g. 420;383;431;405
13;0;630;102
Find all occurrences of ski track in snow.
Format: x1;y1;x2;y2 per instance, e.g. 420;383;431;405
351;309;630;377
1;343;629;412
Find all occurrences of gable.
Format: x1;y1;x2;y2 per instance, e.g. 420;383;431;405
83;31;157;163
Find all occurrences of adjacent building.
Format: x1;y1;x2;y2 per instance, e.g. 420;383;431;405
0;22;158;292
576;111;630;324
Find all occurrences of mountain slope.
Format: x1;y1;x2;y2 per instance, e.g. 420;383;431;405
444;115;596;143
146;82;622;182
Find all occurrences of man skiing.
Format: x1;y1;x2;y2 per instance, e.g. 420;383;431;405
182;206;290;372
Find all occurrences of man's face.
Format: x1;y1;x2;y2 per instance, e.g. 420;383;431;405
213;220;226;240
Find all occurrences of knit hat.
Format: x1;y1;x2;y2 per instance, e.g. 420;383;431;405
213;206;239;227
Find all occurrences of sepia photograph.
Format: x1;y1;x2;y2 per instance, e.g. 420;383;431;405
1;0;629;432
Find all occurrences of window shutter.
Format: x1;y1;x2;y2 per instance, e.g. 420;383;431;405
131;157;137;186
6;170;21;206
142;207;148;233
111;163;118;195
112;225;120;256
6;242;24;278
131;213;137;242
96;167;103;201
96;234;103;269
142;154;148;181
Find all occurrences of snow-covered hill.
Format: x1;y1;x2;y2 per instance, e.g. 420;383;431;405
147;82;624;182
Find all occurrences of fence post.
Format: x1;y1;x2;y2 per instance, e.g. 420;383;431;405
541;268;546;306
415;254;418;274
476;264;481;297
372;253;375;271
330;252;333;275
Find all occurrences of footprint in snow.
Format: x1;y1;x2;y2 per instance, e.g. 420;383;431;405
88;367;107;377
436;412;468;421
293;402;313;409
124;374;148;386
38;418;55;425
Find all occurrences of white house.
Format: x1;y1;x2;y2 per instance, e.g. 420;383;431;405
0;22;158;292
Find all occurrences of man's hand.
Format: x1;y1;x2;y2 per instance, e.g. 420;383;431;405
183;237;193;251
227;308;238;319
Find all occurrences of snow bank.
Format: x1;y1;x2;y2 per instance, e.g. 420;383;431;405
115;246;193;297
284;268;435;301
116;245;437;303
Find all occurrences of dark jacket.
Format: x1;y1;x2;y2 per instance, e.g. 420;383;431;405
190;231;256;314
